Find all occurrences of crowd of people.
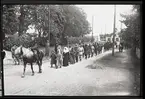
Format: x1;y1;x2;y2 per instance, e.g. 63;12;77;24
50;42;105;68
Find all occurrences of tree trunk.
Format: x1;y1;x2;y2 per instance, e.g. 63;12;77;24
18;5;25;36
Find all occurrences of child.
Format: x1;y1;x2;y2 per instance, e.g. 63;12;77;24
50;50;57;69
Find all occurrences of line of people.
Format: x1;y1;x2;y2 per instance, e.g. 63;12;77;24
50;42;104;69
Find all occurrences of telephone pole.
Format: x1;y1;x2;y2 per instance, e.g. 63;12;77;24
48;5;51;47
112;5;116;56
105;24;106;35
92;15;94;42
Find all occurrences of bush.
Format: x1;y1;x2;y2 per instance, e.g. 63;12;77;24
3;36;19;51
3;34;35;51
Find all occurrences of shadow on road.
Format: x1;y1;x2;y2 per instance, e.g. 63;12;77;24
85;50;140;96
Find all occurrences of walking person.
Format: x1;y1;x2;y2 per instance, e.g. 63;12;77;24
84;44;88;59
63;47;69;67
93;42;97;56
82;43;85;58
87;44;91;58
74;44;79;63
50;50;57;69
78;45;84;61
91;44;95;57
69;46;75;64
56;45;63;68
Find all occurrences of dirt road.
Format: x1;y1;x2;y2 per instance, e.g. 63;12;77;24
4;49;139;96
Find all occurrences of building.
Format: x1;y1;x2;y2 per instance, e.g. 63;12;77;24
94;35;99;42
99;33;120;44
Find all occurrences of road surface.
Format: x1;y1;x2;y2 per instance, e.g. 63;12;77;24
3;49;139;96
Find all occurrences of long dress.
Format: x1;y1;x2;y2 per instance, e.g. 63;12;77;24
69;49;75;64
57;48;63;67
63;52;69;66
50;52;57;65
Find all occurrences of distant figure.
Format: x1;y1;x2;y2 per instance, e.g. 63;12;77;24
82;44;85;58
50;50;57;69
74;44;79;62
63;47;69;66
56;45;63;68
88;44;91;58
93;42;97;56
84;44;88;59
119;42;124;52
78;45;84;61
69;47;75;64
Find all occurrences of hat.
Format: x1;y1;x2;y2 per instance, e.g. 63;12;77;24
63;47;69;53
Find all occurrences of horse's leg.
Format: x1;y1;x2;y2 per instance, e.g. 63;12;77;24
79;55;81;61
17;58;20;65
51;64;53;68
13;56;17;65
60;59;62;68
21;62;26;78
30;63;35;76
37;61;42;73
55;62;58;69
14;58;16;65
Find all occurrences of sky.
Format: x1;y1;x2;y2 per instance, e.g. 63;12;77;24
76;5;133;36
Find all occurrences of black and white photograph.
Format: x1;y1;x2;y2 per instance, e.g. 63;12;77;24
2;4;141;96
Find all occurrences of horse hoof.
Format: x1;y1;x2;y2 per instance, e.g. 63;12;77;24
21;75;25;78
32;73;34;76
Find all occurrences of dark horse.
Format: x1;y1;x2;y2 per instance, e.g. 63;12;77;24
15;45;44;78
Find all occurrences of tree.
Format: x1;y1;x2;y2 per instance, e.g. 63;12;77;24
59;5;91;37
120;5;140;52
2;5;19;35
3;5;92;47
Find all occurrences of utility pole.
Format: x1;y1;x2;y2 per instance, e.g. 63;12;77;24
112;5;116;56
48;5;50;47
105;24;106;41
92;15;94;43
105;24;106;35
120;18;122;41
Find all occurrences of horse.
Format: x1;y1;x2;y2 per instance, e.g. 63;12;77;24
15;45;44;78
11;45;21;65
